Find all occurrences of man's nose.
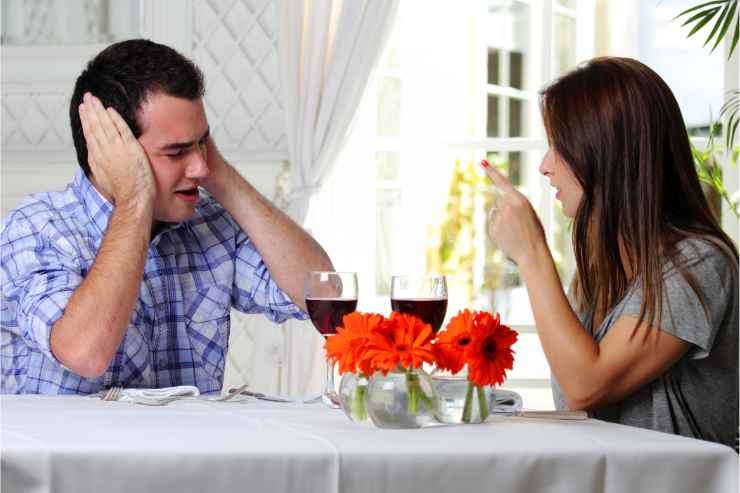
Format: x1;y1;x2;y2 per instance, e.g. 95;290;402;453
186;150;209;179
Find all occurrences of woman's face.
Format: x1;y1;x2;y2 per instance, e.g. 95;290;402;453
539;148;583;218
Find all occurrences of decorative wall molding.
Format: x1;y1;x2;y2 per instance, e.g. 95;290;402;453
191;0;288;159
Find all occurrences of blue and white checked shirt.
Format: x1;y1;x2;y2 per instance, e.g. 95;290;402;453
1;170;306;394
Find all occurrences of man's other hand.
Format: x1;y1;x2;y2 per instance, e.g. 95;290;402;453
200;136;235;199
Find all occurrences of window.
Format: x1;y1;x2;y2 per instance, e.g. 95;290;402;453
310;0;735;410
309;0;596;410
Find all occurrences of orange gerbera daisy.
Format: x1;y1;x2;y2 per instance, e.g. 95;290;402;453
464;311;518;387
434;309;475;374
362;312;436;373
325;312;386;375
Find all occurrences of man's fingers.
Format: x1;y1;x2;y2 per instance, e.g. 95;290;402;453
107;107;137;144
480;160;515;192
84;93;119;142
79;104;103;164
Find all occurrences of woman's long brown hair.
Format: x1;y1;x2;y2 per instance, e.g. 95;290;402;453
540;57;738;333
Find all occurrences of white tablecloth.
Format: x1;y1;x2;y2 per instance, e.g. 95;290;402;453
1;395;737;493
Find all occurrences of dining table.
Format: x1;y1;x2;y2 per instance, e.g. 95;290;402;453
1;394;737;493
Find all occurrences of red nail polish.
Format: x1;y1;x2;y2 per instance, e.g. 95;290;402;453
481;159;489;168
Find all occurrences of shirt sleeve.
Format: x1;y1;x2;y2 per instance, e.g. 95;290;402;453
618;240;737;360
2;228;83;364
225;217;307;324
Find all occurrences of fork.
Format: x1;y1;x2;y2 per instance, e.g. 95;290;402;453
206;383;250;402
227;387;298;403
101;386;122;402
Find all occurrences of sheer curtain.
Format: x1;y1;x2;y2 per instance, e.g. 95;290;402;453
277;0;399;395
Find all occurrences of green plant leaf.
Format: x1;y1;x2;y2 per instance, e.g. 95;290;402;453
730;13;740;57
681;6;718;28
720;90;740;147
702;2;730;44
686;7;721;37
709;1;737;52
674;0;731;20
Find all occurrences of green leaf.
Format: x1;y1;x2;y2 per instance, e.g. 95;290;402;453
674;0;731;20
709;1;737;52
687;7;721;37
702;2;730;44
681;7;717;28
731;14;740;56
728;117;739;149
720;91;740;147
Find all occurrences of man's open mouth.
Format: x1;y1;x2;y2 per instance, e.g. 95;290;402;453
175;188;199;202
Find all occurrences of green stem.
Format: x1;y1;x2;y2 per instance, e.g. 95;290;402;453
407;371;419;414
477;385;489;421
353;383;368;421
462;381;475;423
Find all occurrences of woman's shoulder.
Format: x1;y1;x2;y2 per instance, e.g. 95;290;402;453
665;237;738;303
670;236;737;273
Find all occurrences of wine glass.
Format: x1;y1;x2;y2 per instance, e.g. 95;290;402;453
304;271;358;408
390;274;448;332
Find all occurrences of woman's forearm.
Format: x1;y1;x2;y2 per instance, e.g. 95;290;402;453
518;242;602;408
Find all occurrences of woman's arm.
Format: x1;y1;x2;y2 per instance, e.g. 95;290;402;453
482;163;689;410
519;243;689;410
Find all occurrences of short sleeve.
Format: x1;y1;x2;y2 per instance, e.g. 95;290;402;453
619;240;737;360
2;231;83;363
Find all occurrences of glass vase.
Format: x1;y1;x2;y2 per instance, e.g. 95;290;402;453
365;367;436;429
432;374;495;424
338;372;370;423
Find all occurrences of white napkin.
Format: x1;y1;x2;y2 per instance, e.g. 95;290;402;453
493;389;523;414
119;386;200;405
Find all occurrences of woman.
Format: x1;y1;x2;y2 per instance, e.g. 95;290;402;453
482;57;738;447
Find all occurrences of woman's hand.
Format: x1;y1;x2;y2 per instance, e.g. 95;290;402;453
78;93;155;210
481;160;548;265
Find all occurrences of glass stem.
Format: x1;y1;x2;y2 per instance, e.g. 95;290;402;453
325;360;335;396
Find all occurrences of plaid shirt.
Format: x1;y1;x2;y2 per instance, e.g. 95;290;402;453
1;171;305;394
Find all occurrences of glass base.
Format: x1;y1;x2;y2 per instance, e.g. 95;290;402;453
366;368;436;428
322;391;341;408
432;375;494;424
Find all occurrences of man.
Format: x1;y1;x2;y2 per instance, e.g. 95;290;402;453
1;39;333;394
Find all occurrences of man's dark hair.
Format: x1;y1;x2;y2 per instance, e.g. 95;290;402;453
69;39;205;176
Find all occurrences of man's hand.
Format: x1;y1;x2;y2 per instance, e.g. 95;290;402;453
79;93;156;210
200;136;234;199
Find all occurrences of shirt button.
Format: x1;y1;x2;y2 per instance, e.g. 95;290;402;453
158;358;167;368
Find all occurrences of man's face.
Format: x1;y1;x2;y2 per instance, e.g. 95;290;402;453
136;92;210;224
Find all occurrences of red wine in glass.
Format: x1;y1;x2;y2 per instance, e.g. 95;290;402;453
305;298;358;336
391;298;448;332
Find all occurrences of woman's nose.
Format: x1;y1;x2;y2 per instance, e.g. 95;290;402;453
539;149;553;176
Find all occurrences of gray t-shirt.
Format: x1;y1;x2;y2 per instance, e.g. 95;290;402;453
551;238;738;447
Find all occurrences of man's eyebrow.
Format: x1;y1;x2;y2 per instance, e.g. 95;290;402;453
159;127;210;152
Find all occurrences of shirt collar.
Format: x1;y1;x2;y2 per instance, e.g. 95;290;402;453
72;170;187;244
73;170;114;239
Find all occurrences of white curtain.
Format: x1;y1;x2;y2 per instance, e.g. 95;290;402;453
277;0;399;395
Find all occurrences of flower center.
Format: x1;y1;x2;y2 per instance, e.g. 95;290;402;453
396;343;409;353
457;336;471;347
483;338;497;358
